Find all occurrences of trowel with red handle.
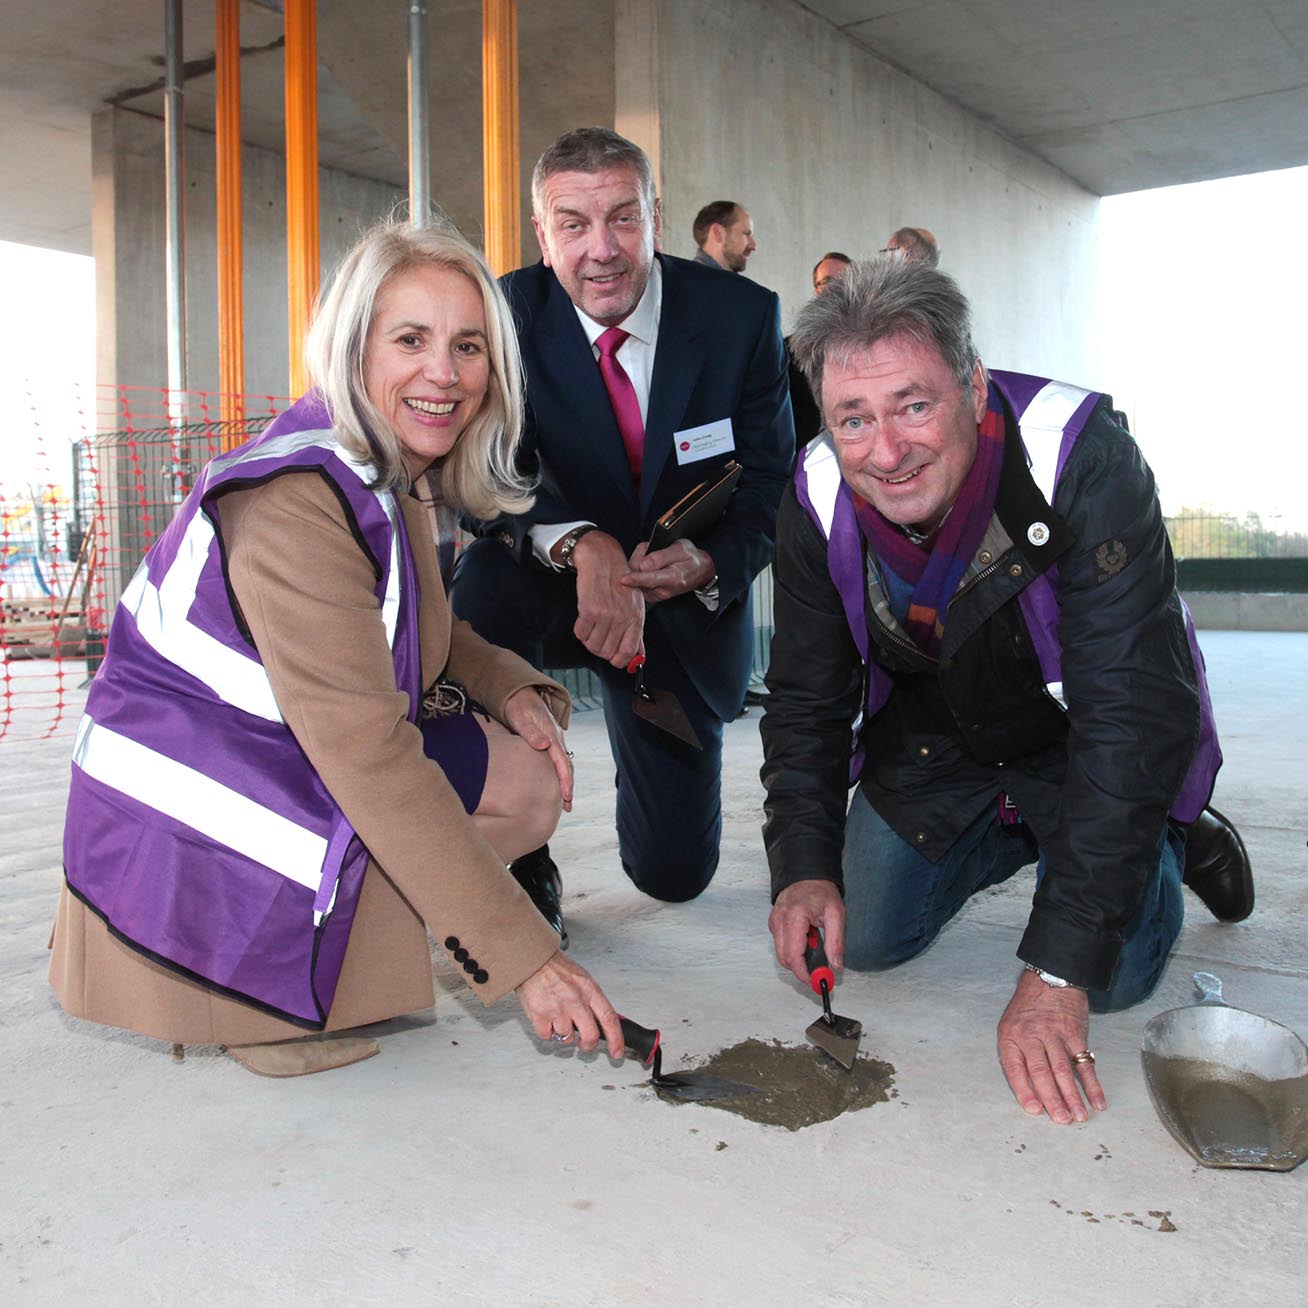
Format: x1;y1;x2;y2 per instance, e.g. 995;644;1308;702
626;655;702;750
804;928;863;1070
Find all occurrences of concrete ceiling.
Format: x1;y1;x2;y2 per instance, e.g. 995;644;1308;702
4;0;1308;257
804;0;1308;194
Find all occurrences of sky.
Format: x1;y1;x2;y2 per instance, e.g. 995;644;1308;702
1096;164;1308;532
0;240;96;491
3;165;1307;532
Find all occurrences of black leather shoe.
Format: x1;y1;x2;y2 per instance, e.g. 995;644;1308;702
509;846;568;949
1182;806;1254;923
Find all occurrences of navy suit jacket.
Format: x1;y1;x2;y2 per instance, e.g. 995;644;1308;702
491;252;795;720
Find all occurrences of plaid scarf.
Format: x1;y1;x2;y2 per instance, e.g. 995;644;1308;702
852;381;1006;658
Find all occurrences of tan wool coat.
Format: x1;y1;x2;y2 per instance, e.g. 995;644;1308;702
50;469;565;1046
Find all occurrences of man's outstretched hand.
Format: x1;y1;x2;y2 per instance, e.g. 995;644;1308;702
997;968;1107;1124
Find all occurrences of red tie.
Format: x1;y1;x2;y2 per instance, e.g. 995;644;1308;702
596;327;645;483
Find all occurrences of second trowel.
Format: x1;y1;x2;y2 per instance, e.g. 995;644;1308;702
803;928;863;1070
627;655;702;750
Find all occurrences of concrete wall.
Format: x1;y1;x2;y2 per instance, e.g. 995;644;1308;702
92;105;402;402
617;0;1102;385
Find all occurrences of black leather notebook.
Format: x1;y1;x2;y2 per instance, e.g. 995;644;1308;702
648;460;742;551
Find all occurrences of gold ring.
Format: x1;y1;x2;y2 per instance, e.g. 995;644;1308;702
1071;1050;1096;1065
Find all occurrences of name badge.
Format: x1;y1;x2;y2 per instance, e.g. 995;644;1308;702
673;417;735;465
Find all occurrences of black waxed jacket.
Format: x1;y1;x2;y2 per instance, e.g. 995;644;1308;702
760;394;1204;990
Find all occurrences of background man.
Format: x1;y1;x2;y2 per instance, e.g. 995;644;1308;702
884;226;940;266
692;200;757;273
790;251;853;444
762;257;1251;1125
453;128;793;939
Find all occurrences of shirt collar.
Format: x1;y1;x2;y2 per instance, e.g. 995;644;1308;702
573;257;662;348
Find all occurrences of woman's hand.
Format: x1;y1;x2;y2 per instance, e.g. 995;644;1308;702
501;686;574;812
516;952;624;1057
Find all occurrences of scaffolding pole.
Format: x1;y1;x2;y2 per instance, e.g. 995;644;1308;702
216;0;245;439
408;3;430;225
163;0;188;432
285;0;319;396
482;0;520;274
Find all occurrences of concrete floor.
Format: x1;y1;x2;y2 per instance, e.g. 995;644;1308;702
2;630;1305;1307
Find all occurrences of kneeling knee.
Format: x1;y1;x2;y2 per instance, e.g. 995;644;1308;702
624;853;718;903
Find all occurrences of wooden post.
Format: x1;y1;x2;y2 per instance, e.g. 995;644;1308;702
216;0;245;443
284;0;319;396
482;0;520;275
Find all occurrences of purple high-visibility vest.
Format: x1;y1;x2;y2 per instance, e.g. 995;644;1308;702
793;369;1220;822
62;392;422;1028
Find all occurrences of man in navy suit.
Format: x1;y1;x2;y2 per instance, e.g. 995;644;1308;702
452;127;794;937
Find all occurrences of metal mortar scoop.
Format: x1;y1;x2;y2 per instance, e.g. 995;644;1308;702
1141;972;1308;1171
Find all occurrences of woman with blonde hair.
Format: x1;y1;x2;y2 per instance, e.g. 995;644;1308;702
52;220;622;1075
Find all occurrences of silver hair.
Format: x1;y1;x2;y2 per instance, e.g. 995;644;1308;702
531;126;656;220
304;218;533;517
788;256;978;403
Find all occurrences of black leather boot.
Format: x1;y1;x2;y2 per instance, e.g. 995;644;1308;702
509;845;568;949
1182;807;1254;923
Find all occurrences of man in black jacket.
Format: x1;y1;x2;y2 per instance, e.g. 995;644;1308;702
762;257;1252;1124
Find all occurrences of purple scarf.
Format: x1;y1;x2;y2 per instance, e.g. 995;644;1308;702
852;382;1005;657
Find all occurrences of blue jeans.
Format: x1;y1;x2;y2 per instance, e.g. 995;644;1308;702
841;789;1186;1013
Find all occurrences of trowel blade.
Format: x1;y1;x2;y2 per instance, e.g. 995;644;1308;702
652;1071;763;1102
632;689;703;750
806;1013;863;1071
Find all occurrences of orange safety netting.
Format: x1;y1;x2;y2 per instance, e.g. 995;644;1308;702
1;384;290;742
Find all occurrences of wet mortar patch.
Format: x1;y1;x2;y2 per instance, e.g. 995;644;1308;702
652;1038;895;1130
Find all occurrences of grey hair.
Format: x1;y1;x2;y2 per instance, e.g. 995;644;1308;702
303;218;533;518
531;126;656;220
887;226;941;267
789;257;978;404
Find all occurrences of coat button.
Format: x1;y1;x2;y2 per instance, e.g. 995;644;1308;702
914;831;928;844
472;969;489;985
1009;563;1023;577
978;549;993;565
444;936;459;951
462;959;478;974
453;948;469;963
917;745;930;757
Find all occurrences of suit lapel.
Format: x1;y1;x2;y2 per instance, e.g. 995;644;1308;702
641;256;707;516
537;275;638;510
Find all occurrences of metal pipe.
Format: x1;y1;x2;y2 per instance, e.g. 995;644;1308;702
482;0;520;275
216;0;245;439
284;0;320;396
408;2;430;225
164;0;188;424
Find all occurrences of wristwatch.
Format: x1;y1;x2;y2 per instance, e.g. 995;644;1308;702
557;524;598;572
1024;962;1085;991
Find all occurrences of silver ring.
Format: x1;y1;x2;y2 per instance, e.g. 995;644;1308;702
550;1033;568;1043
1071;1050;1096;1065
